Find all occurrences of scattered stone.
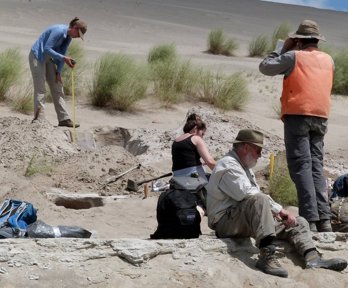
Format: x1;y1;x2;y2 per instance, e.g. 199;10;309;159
0;267;8;274
29;274;40;280
313;232;336;243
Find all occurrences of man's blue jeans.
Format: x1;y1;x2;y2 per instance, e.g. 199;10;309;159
284;115;331;222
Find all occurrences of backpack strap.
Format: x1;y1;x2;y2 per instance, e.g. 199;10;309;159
0;199;11;216
8;202;28;230
0;199;16;228
0;200;37;231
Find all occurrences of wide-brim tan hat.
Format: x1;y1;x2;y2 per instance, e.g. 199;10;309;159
75;19;87;40
233;129;264;148
288;19;326;41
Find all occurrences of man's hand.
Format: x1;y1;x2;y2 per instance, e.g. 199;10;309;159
277;209;297;227
64;56;76;68
56;72;62;83
281;38;298;54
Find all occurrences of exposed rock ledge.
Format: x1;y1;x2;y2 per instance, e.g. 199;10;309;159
0;233;347;267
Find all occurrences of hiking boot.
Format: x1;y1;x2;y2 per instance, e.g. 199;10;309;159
31;118;46;124
58;119;80;128
309;221;318;232
317;219;332;232
305;250;347;271
256;245;288;278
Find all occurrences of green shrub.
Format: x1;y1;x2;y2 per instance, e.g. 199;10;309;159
318;43;336;56
195;70;224;104
207;28;239;56
90;54;115;106
151;59;197;105
221;38;239;56
214;73;249;110
90;53;149;110
8;80;33;115
25;155;54;177
268;151;298;206
61;41;86;95
0;48;23;100
333;49;348;95
147;43;176;64
249;35;270;57
271;22;291;51
110;64;148;111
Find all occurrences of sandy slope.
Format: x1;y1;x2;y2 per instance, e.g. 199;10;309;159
0;0;348;287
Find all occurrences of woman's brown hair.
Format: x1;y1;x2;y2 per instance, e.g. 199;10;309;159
183;113;206;133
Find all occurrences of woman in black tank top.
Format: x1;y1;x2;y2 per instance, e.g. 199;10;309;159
172;113;216;180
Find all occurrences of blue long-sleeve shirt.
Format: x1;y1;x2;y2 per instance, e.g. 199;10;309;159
31;24;71;73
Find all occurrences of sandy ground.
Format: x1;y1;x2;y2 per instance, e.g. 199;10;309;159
0;0;348;287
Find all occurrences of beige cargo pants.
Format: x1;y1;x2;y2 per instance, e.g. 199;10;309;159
214;193;315;256
29;50;70;122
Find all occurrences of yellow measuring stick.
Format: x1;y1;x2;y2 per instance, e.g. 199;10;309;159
269;152;275;179
71;67;76;144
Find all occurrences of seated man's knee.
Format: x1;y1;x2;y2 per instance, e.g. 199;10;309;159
296;216;309;228
250;193;269;204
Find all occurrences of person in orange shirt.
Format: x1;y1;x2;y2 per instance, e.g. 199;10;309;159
259;20;334;232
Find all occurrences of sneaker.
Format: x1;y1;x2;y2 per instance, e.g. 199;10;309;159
317;219;332;232
58;119;80;128
256;245;288;278
309;221;318;232
305;252;347;271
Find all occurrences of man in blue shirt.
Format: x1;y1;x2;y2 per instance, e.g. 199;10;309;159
29;17;87;127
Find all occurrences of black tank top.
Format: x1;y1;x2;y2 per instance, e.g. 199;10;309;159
172;135;201;171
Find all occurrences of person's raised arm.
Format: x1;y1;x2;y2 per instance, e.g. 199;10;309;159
259;37;297;77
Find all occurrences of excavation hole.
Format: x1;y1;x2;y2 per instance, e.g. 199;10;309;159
54;196;104;209
94;127;148;156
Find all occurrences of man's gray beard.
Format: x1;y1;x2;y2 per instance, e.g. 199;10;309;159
245;153;257;169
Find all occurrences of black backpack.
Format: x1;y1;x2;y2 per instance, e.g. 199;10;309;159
150;176;207;239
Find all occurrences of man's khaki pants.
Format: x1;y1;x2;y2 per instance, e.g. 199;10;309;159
214;193;315;256
29;50;70;122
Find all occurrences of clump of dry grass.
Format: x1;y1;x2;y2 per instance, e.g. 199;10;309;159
0;48;23;100
7;79;33;115
151;58;198;106
25;154;55;177
249;35;270;57
207;28;239;56
193;70;249;111
61;41;87;96
147;43;177;64
271;22;291;51
333;49;348;95
89;53;149;110
268;151;298;206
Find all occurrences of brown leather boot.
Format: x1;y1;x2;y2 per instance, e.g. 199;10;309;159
317;219;332;232
256;245;288;278
305;250;347;271
58;119;80;128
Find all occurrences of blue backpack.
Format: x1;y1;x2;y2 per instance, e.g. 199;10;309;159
331;174;348;199
0;199;37;235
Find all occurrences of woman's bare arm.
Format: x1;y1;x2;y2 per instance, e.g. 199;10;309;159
192;136;216;170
